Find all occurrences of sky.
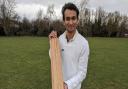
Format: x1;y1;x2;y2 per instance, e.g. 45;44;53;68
15;0;128;20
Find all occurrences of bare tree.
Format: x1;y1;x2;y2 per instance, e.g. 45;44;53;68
46;4;56;21
74;0;90;36
118;16;127;37
75;0;89;26
36;9;43;32
0;0;16;35
36;9;43;21
13;13;21;23
36;9;44;36
46;4;56;32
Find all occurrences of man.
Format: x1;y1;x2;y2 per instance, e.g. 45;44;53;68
49;2;89;89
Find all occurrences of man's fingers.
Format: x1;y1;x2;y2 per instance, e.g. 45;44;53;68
49;31;57;39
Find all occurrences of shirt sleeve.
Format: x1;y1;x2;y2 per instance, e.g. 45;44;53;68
65;41;89;89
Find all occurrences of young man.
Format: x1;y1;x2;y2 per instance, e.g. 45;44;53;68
49;2;89;89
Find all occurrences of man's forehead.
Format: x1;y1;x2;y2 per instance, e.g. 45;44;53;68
65;9;77;13
64;9;77;16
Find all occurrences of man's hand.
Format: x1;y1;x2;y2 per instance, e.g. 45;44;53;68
49;31;57;39
64;82;68;89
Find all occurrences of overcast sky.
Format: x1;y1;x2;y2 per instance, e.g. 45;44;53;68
15;0;128;20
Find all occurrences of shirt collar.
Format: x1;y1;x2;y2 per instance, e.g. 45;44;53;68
64;30;78;42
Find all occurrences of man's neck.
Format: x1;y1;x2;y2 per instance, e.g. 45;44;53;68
66;30;76;42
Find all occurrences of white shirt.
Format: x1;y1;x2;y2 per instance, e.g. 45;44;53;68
59;30;89;89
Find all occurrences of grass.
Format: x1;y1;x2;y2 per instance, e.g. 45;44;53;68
0;37;51;89
0;37;128;89
82;37;128;89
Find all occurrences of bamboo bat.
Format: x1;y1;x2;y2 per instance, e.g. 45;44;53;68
50;37;64;89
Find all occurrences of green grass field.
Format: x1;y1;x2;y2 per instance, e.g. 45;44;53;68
0;37;128;89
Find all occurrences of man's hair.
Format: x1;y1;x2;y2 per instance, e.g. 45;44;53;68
61;2;79;21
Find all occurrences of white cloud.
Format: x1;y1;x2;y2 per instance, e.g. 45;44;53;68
15;0;128;20
15;4;47;20
15;3;63;20
16;0;73;7
88;0;128;15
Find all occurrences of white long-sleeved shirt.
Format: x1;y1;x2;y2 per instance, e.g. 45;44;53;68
59;30;89;89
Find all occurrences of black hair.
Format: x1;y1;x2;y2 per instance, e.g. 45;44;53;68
61;2;79;21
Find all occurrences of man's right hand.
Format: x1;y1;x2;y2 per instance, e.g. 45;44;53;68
49;31;57;40
64;82;68;89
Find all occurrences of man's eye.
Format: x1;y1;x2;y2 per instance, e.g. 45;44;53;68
66;17;70;21
72;16;76;20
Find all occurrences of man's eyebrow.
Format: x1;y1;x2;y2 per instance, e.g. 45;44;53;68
72;16;76;18
66;17;70;18
66;16;76;18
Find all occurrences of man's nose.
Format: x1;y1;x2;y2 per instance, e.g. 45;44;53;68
69;20;73;25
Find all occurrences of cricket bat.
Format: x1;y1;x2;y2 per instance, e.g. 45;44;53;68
50;37;64;89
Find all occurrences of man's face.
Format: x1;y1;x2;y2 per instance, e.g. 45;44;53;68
63;9;79;32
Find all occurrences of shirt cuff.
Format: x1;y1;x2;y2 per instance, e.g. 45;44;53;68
65;80;72;89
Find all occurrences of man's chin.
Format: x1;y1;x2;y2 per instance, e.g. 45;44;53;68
67;29;76;33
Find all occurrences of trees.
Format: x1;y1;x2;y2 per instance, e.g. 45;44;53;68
51;20;65;36
36;9;44;36
92;7;107;37
0;0;16;35
119;16;128;37
75;0;90;37
46;4;56;20
78;0;89;27
16;16;31;36
0;0;127;37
